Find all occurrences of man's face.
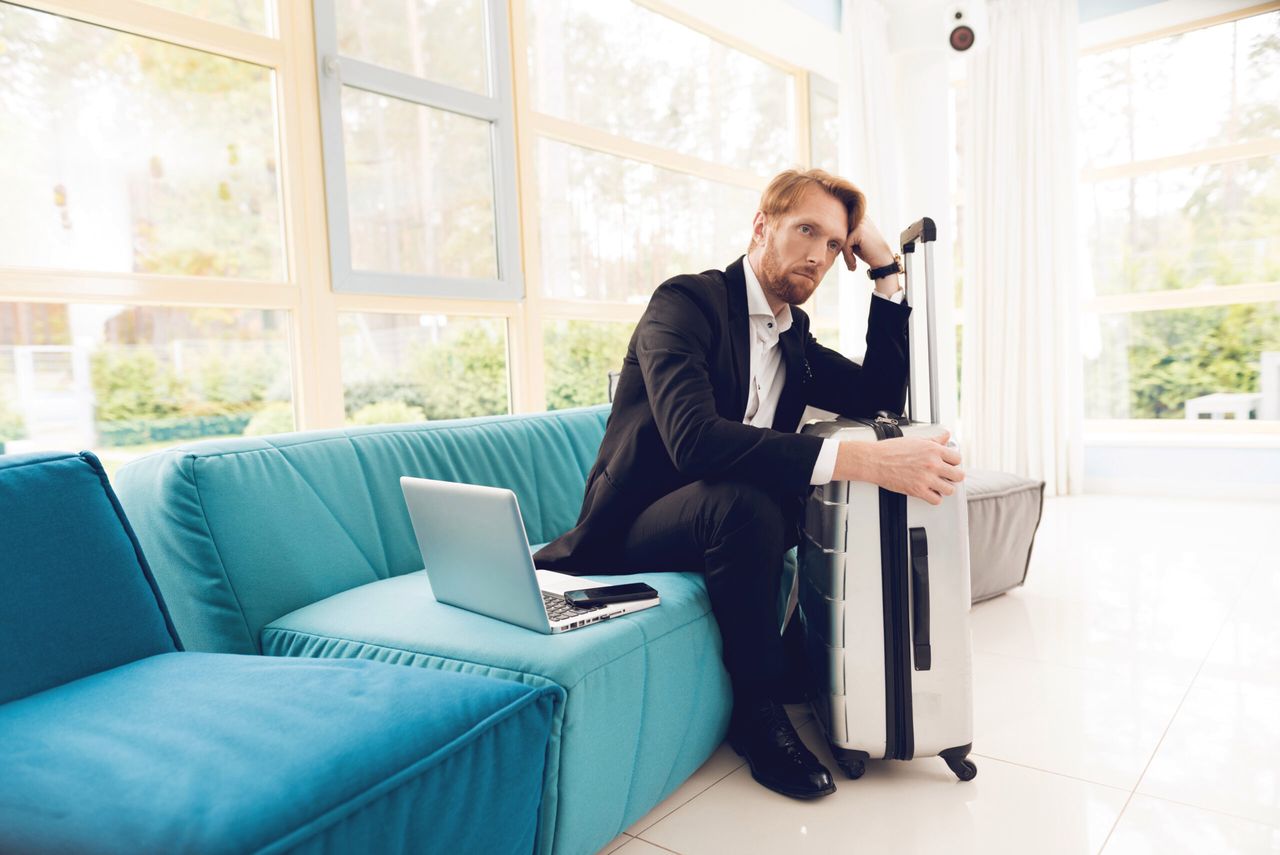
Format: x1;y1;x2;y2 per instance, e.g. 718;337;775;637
753;187;848;307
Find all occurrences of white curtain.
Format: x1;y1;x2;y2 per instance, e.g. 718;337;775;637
962;0;1084;496
835;0;904;360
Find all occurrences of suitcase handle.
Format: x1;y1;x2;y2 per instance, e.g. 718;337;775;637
900;217;940;426
909;526;932;671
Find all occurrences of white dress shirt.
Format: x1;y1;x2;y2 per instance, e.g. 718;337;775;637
741;258;904;485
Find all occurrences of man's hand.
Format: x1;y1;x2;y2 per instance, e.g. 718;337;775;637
842;216;896;272
833;432;965;506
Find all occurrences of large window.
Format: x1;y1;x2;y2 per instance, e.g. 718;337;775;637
0;0;301;470
1079;8;1280;427
1;0;833;458
0;4;285;279
518;0;811;409
315;0;521;299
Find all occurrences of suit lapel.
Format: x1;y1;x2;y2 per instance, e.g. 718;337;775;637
725;257;751;420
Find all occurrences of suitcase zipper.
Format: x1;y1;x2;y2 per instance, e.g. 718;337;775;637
869;413;914;761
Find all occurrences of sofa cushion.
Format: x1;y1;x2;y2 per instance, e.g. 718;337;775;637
261;570;733;855
113;406;610;654
0;653;556;855
0;452;180;704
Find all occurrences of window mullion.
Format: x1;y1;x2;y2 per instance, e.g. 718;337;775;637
1084;282;1280;315
1082;138;1280;183
335;58;501;122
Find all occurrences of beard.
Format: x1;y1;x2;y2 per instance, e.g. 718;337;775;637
757;237;820;306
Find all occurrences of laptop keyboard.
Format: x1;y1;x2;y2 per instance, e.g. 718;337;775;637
542;591;604;622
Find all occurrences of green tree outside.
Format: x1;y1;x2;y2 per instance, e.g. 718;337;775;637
410;324;510;420
544;320;632;410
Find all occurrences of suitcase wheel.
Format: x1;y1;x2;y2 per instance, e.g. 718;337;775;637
830;745;870;780
837;758;866;780
940;744;978;782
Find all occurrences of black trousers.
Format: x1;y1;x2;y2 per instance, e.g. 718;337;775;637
602;479;803;701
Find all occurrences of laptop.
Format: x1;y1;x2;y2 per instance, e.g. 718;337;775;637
400;477;660;634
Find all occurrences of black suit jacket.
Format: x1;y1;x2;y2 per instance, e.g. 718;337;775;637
534;256;911;573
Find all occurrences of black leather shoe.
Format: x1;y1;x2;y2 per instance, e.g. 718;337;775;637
728;700;836;799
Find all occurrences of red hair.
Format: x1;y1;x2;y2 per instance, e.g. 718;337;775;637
752;169;866;248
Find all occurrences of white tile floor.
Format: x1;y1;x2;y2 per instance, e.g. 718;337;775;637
595;495;1280;855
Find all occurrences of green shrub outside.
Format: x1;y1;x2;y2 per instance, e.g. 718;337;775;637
544;321;631;410
0;391;26;442
89;346;290;446
350;400;427;426
411;325;510;419
97;413;254;447
242;401;295;437
89;348;182;424
343;380;427;417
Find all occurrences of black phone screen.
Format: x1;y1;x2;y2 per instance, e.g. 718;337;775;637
564;583;658;607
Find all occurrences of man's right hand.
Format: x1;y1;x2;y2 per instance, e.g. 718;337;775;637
833;433;965;506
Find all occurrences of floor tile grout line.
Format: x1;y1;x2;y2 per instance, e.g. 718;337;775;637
1134;790;1280;831
1095;590;1245;855
967;752;1132;793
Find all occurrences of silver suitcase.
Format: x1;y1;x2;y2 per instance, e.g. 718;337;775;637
798;217;977;782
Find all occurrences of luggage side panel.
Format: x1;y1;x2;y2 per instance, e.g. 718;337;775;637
904;477;975;757
799;422;888;758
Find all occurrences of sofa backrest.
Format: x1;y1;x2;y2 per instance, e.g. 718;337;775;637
0;451;181;704
114;406;610;655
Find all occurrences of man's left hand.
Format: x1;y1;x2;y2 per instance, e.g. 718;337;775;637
842;216;896;272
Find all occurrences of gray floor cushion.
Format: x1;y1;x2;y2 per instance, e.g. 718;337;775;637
966;470;1045;603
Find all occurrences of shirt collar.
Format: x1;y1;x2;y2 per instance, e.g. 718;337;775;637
743;255;793;334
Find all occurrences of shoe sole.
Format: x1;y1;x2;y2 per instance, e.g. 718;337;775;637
729;739;837;800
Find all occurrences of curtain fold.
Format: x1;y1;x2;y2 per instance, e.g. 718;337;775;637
836;0;904;359
962;0;1084;496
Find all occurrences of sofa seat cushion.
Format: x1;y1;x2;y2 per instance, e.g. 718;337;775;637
0;653;556;855
261;570;733;855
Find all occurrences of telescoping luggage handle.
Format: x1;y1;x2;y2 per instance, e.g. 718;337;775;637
900;218;939;674
899;218;939;427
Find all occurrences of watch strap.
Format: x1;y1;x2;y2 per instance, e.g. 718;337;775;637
867;255;903;280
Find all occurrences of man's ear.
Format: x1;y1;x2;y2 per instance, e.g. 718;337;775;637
751;210;768;246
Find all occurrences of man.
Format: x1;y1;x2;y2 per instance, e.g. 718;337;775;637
534;169;964;799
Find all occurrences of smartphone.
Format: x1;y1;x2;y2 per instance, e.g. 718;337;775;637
564;582;659;608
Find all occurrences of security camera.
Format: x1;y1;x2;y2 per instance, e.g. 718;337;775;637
947;1;987;52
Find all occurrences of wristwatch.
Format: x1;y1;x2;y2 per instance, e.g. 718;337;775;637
867;254;902;280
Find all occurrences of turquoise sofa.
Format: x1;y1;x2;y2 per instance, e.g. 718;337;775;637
0;451;556;854
114;405;734;855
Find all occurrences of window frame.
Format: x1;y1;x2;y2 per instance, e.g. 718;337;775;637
1078;2;1280;440
312;0;524;302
